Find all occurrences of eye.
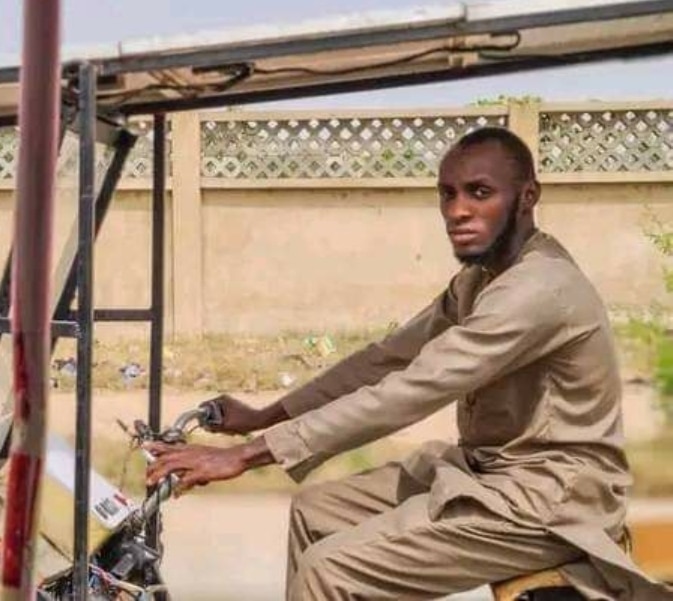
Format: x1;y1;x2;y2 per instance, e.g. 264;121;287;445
438;187;455;203
471;185;493;200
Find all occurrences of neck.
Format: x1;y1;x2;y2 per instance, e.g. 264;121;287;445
483;222;537;275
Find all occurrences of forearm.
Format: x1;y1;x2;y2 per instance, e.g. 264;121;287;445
255;401;290;430
205;394;290;435
240;435;276;469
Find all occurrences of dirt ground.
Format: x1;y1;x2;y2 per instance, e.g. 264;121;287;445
45;383;669;600
47;379;666;449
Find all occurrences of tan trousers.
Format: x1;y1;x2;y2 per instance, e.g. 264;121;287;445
286;462;583;600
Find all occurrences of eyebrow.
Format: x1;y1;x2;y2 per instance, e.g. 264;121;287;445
463;174;496;183
437;176;497;188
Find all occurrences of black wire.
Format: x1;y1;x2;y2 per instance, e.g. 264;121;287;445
479;50;565;63
100;64;252;106
253;32;522;77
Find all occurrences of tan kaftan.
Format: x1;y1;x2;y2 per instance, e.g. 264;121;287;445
265;230;673;600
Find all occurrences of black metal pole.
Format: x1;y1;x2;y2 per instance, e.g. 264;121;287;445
147;113;166;552
73;61;96;601
51;128;136;349
0;112;68;322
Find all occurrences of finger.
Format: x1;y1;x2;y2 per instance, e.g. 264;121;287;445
146;465;169;486
173;480;193;498
142;441;184;456
146;456;188;485
147;459;182;484
173;471;209;497
147;467;186;487
152;449;199;470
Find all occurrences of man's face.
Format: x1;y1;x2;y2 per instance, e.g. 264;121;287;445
437;141;523;265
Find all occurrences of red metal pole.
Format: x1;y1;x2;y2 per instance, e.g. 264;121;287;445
1;0;60;598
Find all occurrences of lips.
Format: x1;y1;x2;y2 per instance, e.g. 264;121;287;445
448;229;479;244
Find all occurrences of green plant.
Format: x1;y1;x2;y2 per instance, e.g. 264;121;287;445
645;208;673;293
625;209;673;423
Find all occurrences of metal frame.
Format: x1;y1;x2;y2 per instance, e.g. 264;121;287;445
0;0;670;122
0;0;672;597
66;91;166;599
73;61;96;600
66;91;165;597
147;113;166;554
0;79;158;600
0;108;70;323
118;40;673;116
76;0;673;78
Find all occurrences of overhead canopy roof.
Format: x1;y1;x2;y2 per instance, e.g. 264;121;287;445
1;0;673;119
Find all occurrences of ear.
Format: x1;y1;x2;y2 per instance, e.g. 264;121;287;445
519;180;541;213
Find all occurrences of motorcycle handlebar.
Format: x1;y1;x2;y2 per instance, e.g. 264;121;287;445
132;401;224;526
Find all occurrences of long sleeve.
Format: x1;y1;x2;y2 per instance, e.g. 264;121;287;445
265;261;594;481
279;287;457;417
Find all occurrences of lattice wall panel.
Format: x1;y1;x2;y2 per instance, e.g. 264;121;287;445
122;119;172;179
123;120;152;178
52;132;117;180
201;115;507;179
539;109;673;173
0;122;162;181
0;129;89;181
0;127;19;180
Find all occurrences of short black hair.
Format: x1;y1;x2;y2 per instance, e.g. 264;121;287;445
451;126;536;183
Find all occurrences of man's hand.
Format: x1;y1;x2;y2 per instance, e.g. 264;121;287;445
202;393;289;435
144;436;275;496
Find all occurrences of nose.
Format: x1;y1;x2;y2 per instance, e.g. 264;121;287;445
442;192;473;225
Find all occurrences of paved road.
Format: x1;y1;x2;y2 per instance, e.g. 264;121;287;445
161;493;489;600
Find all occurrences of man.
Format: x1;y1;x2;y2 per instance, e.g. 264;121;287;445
146;128;672;600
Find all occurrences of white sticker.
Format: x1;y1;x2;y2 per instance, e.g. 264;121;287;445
46;433;137;530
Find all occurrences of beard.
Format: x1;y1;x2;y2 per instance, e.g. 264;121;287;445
455;196;520;267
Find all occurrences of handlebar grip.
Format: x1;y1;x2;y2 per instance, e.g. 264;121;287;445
197;399;226;430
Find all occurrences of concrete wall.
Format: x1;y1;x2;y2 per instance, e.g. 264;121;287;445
539;183;673;311
199;183;673;334
3;181;669;339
